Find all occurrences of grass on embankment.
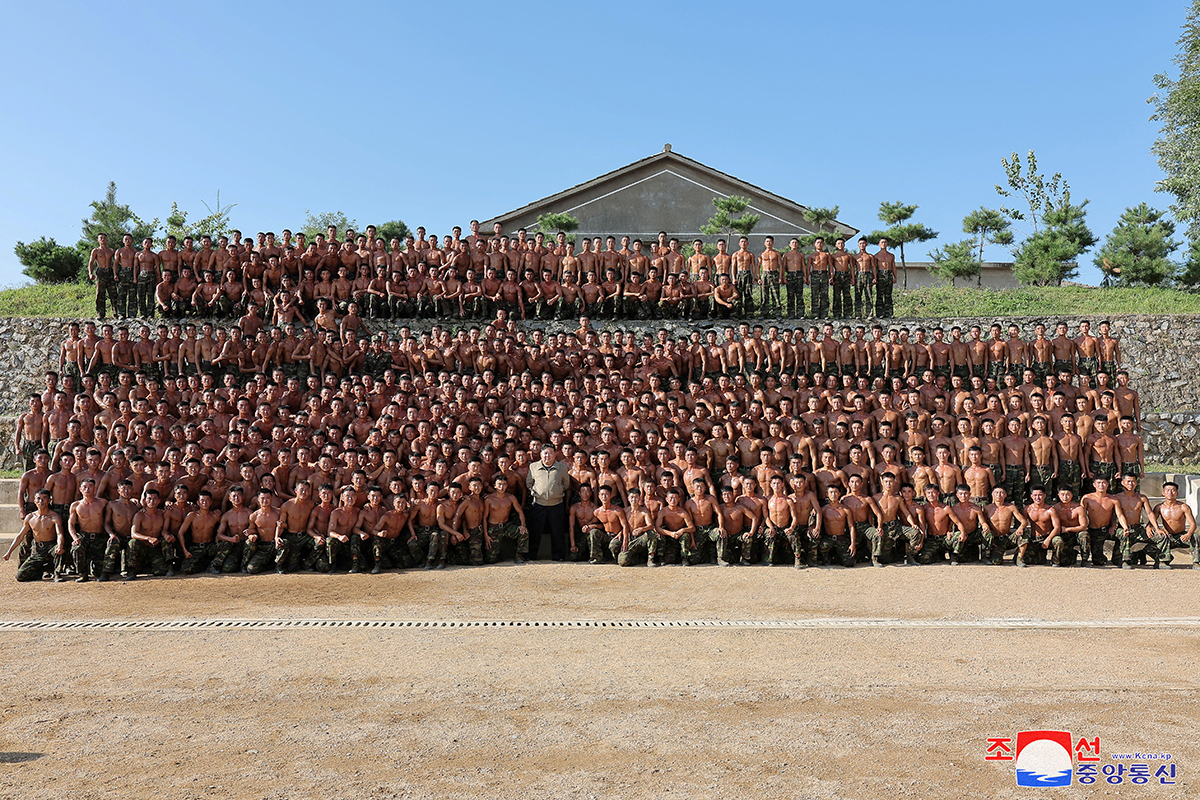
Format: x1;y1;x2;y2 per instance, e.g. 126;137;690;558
2;282;1200;320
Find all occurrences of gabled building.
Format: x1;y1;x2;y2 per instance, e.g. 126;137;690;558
481;145;858;251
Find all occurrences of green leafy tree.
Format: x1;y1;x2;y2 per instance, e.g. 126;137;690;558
14;237;85;284
700;196;761;239
795;205;841;249
76;181;159;265
531;211;580;244
302;210;358;242
372;220;411;245
1093;203;1179;286
1178;238;1200;286
865;201;939;288
996;151;1096;286
961;207;1014;287
994;151;1066;236
1150;1;1200;239
161;192;237;248
927;239;981;287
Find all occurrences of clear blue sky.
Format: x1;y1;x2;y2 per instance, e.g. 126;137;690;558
0;0;1186;287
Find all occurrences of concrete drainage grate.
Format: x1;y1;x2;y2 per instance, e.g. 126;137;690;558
0;617;1198;632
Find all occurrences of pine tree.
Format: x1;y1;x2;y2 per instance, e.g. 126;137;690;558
927;240;980;288
1093;203;1179;286
865;202;939;288
962;207;1013;287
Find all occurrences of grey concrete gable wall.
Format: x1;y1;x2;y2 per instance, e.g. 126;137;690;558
485;156;855;251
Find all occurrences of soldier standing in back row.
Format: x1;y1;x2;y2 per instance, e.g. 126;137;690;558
808;237;832;319
831;238;854;318
854;237;877;318
874;237;897;318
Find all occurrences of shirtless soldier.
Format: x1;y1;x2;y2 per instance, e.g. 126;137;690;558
591;485;628;565
653;487;697;566
178;491;222;574
1155;481;1198;569
1080;477;1129;567
127;488;170;579
483;474;529;564
760;475;800;566
370;493;412;573
88;232;118;320
1114;473;1171;569
982;485;1028;565
1019;486;1063;567
68;478;107;581
275;480;315;573
716;485;755;566
4;490;65;581
618;488;656;567
873;471;923;566
818;484;856;567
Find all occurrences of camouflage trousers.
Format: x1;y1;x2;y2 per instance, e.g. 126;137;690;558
830;271;851;319
874;270;894;318
913;534;947;565
586;525;618;564
1003;465;1026;506
1085;526;1121;567
71;531;108;579
372;536;412;570
1030;465;1055;496
758;524;801;565
819;533;856;567
761;273;781;317
868;520;913;563
243;537;284;574
892;522;924;562
715;530;743;565
325;536;351;571
209;539;246;573
485;519;529;563
570;525;600;562
1122;524;1172;565
650;530;702;565
137;271;157;317
854;272;874;318
179;541;218;574
1057;461;1082;500
408;526;447;567
809;272;829;318
735;271;755;317
982;530;1020;564
101;536;131;576
95;271;118;319
116;268;136;318
785;271;804;318
128;538;176;577
618;531;653;567
1168;532;1199;564
451;526;485;566
948;528;985;562
15;541;59;581
1022;533;1065;565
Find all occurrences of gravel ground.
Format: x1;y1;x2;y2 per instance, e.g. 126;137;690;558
0;559;1195;799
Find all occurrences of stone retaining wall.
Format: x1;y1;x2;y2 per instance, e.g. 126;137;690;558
1;314;1198;466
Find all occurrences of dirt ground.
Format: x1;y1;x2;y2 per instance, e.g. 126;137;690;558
0;559;1196;799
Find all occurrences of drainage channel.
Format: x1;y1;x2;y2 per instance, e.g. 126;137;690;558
0;618;1198;632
